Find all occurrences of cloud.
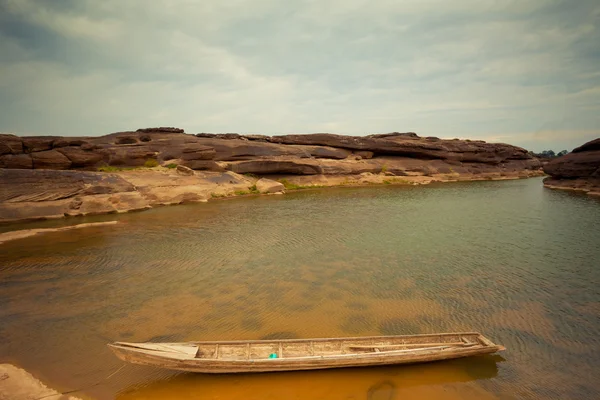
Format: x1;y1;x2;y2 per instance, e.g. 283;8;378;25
0;0;598;152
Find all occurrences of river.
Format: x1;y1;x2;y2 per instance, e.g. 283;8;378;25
1;177;599;399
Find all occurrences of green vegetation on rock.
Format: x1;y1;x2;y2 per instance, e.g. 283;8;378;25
144;159;159;168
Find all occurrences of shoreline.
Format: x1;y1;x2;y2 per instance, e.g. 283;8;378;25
0;364;82;400
0;221;118;244
0;168;544;227
543;178;600;198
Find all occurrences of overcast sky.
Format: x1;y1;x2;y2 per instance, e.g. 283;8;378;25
1;0;598;151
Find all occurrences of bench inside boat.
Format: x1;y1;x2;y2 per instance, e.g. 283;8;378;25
192;333;487;359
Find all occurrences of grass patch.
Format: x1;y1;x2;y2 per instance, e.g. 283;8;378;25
144;158;159;168
249;184;259;194
165;163;178;169
381;164;388;174
97;165;137;172
278;179;299;189
383;180;392;185
278;179;323;190
234;190;249;196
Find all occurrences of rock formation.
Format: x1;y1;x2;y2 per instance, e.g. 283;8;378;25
0;128;541;175
543;138;600;196
0;168;252;223
0;127;545;223
255;178;285;194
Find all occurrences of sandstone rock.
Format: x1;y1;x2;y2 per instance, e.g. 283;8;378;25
22;137;59;153
572;138;600;153
0;169;144;222
0;154;33;169
74;192;150;216
115;136;138;145
196;133;241;139
367;132;419;139
52;137;90;148
181;144;216;160
227;159;323;175
2;130;542;183
56;146;104;168
544;147;600;178
317;159;380;175
243;134;270;142
255;178;285;193
354;151;374;159
105;147;158;167
31;150;72;169
182;160;224;171
270;133;532;164
0;134;24;155
0;169;136;203
194;137;310;161
543;138;600;195
290;145;352;159
81;143;100;151
137;127;184;133
176;164;194;176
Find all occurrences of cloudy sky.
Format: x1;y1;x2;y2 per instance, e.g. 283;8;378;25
0;0;598;151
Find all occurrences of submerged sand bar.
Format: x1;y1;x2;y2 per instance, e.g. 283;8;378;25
0;221;118;245
0;364;81;400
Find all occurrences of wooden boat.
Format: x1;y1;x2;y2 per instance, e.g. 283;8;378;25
108;332;505;373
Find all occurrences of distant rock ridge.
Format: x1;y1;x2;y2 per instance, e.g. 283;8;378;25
543;138;600;197
0;128;541;175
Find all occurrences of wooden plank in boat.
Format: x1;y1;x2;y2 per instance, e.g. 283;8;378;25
116;342;198;355
348;342;468;350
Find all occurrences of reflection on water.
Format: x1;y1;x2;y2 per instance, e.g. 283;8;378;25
117;355;504;400
0;177;599;399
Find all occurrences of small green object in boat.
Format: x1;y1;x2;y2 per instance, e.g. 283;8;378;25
269;353;278;359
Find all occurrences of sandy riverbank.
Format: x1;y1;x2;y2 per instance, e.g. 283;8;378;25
0;364;82;400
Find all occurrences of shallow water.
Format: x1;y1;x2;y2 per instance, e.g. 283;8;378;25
1;177;599;399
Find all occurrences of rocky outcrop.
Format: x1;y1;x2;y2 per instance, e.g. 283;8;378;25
255;178;285;194
0;128;221;170
137;127;184;134
268;133;530;164
0;127;546;223
0;128;540;175
31;149;72;169
193;137;310;161
0;168;253;223
543;138;600;196
176;164;194;176
227;158;323;175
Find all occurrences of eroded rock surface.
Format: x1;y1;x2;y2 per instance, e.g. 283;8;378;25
255;178;285;194
0;127;545;223
0;168;252;223
543;138;600;196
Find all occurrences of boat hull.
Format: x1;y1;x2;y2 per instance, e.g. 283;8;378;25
108;332;505;373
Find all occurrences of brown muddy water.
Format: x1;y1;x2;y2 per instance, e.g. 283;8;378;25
1;177;599;399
